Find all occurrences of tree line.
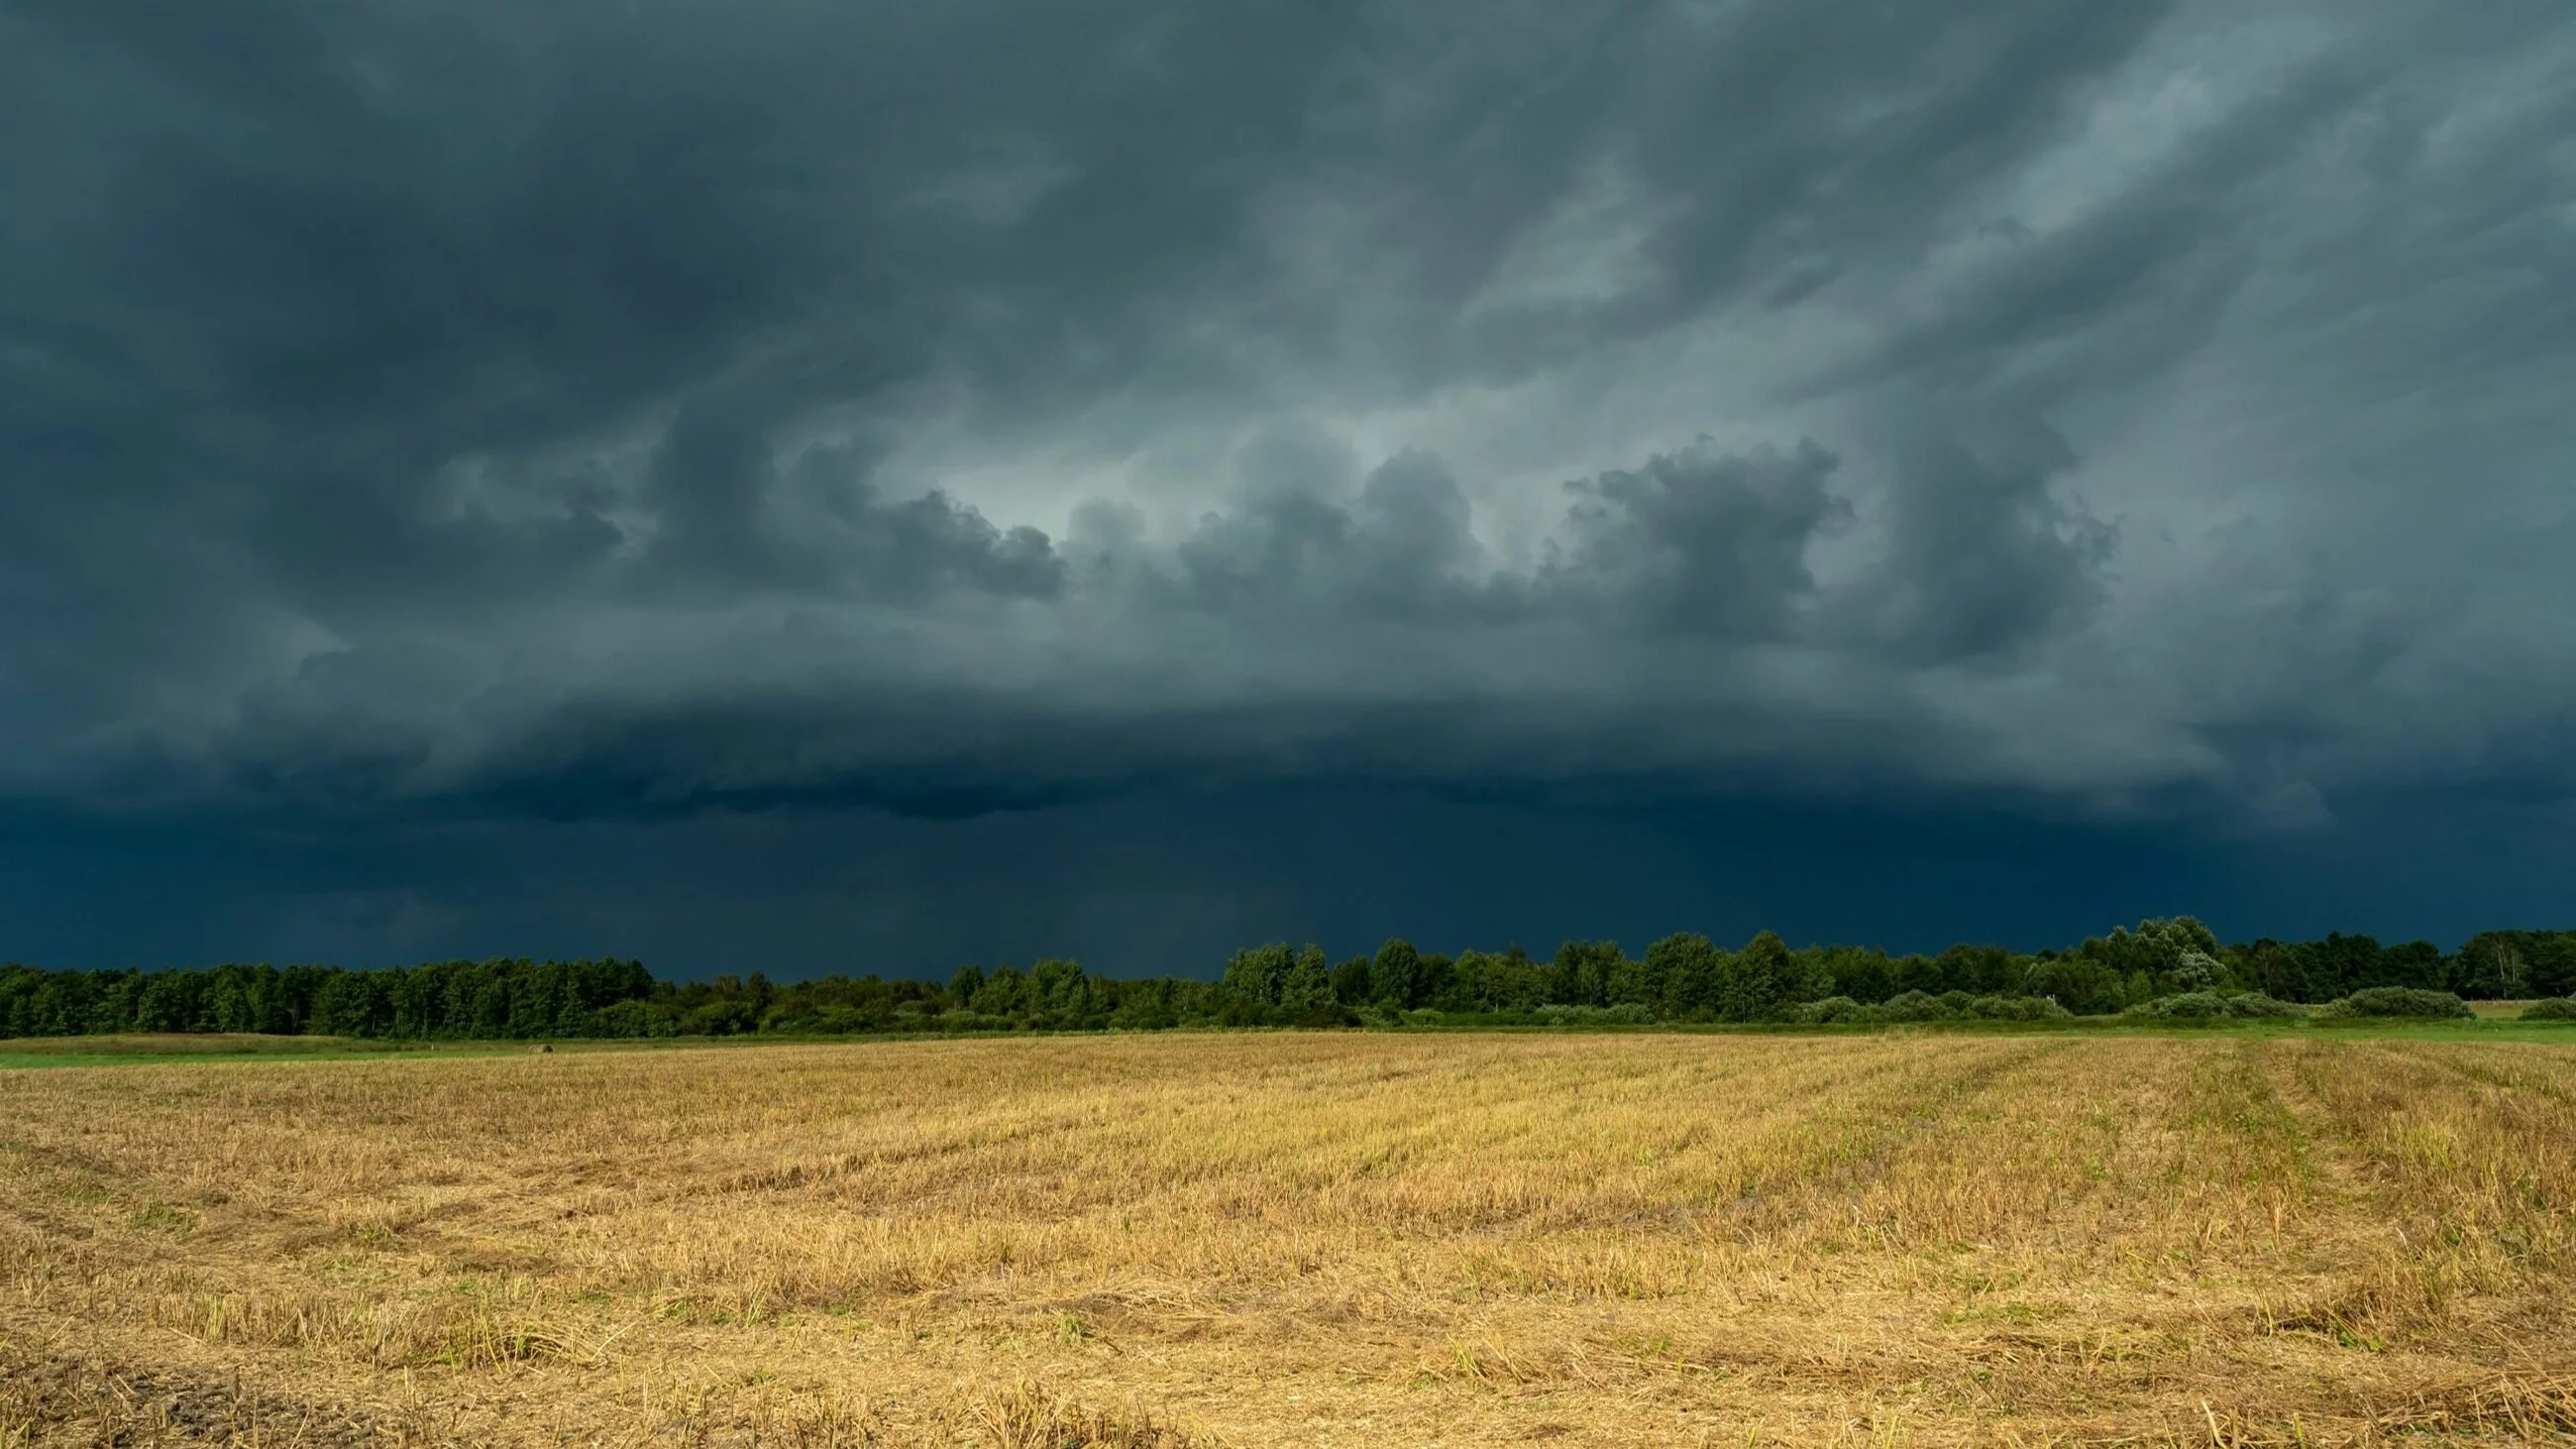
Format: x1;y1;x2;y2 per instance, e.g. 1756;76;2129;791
5;919;2573;1041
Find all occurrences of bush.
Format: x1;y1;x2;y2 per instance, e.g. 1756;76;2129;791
2122;991;2295;1022
1532;1003;1653;1026
1878;990;1951;1023
2322;987;2473;1020
2225;992;2300;1018
2130;991;2231;1019
1965;994;2070;1021
1796;996;1869;1024
2520;997;2576;1021
2225;989;2308;1015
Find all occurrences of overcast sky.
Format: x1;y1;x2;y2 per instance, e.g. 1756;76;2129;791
5;0;2573;976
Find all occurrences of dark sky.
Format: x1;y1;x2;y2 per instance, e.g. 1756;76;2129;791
5;1;2573;977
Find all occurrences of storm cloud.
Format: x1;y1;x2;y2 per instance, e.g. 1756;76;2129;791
5;0;2575;972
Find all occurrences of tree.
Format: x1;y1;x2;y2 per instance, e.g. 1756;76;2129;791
2298;934;2385;1000
1448;949;1542;1011
1283;945;1332;1011
2534;933;2576;997
2241;941;2308;1002
2024;953;2122;1015
1030;958;1092;1023
1607;945;1666;1006
1329;955;1374;1006
1548;942;1622;1007
1934;944;2020;996
2454;934;2528;999
2137;916;2220;964
1892;952;1946;998
2169;949;2222;991
1223;944;1295;1008
1822;946;1896;1003
1416;952;1457;1008
1719;931;1799;1022
1648;933;1721;1019
2379;940;2444;991
1371;940;1423;1009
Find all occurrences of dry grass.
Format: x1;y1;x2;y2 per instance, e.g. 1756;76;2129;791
2;1033;2572;1445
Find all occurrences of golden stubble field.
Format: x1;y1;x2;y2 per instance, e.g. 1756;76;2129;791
3;1033;2573;1447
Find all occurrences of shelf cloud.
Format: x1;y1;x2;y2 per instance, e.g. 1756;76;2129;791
5;0;2573;972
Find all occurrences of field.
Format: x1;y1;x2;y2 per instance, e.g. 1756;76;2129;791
4;1033;2574;1446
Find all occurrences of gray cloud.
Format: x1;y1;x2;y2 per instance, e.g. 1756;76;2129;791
1857;424;2110;662
5;0;2576;873
647;397;1065;601
1546;439;1847;639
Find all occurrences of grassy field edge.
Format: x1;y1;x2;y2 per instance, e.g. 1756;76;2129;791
7;1011;2575;1068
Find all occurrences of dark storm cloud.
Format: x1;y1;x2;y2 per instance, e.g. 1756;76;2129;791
1856;425;2110;662
1546;440;1848;639
646;396;1064;600
6;0;2576;968
1158;434;1857;637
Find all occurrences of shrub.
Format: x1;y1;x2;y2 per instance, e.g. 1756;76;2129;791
2520;997;2576;1021
2123;991;2295;1021
1532;1003;1653;1026
1796;996;1868;1024
2323;987;2473;1020
1964;994;2070;1021
2225;992;2300;1018
1878;990;1951;1023
2129;991;2230;1019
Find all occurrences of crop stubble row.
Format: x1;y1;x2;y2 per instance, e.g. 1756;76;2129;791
2;1032;2572;1444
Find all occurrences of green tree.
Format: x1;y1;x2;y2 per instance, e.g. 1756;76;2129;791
1223;944;1296;1008
1329;955;1374;1006
1283;945;1332;1011
1718;930;1799;1021
1447;949;1542;1011
2025;952;2123;1015
1821;945;1896;1003
1548;941;1622;1007
1648;933;1721;1019
1371;940;1423;1009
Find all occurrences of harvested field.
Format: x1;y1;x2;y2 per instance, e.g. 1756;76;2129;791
3;1033;2573;1445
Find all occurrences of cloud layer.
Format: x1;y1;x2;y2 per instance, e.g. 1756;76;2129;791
5;0;2575;967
